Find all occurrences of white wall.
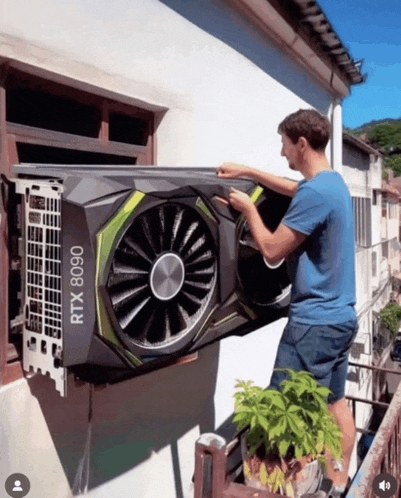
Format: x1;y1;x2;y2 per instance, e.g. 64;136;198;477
1;0;333;173
342;144;370;197
0;1;337;497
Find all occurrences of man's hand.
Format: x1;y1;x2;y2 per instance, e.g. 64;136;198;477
228;187;254;214
216;163;251;179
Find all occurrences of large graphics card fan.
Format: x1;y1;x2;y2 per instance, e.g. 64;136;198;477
8;166;293;396
106;202;217;354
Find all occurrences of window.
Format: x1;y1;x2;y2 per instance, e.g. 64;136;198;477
372;251;377;277
0;64;156;386
4;68;154;167
372;189;380;206
382;198;388;218
382;241;388;259
352;196;372;248
389;200;397;219
390;237;399;259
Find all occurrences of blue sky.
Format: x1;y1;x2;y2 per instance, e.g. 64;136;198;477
318;0;401;130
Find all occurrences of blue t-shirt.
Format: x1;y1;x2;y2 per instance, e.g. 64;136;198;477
282;170;356;324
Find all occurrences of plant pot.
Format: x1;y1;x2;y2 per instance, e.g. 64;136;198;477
240;433;323;497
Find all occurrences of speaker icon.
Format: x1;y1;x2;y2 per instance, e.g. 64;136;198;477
373;473;398;498
379;480;391;491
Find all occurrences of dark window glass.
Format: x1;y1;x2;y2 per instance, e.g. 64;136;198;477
7;86;101;138
109;112;149;146
17;143;137;165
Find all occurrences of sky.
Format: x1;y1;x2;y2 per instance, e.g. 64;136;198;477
318;0;401;130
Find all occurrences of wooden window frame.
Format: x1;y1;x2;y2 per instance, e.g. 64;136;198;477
0;63;156;387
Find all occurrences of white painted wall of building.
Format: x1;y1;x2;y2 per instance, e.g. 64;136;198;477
343;145;370;197
0;1;348;497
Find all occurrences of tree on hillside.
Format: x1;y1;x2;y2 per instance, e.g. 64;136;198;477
385;155;401;177
369;123;401;153
352;119;401;177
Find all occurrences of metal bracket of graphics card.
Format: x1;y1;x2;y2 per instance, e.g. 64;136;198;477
13;178;67;396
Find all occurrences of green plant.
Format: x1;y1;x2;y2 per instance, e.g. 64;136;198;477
233;369;343;493
380;303;401;339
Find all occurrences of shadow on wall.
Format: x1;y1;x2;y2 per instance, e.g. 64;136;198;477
159;0;332;114
27;342;219;496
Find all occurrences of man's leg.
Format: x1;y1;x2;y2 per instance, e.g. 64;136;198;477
325;397;356;487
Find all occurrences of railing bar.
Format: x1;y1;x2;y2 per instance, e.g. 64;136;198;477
348;361;401;376
225;438;240;456
346;395;389;408
226;460;243;477
356;427;376;436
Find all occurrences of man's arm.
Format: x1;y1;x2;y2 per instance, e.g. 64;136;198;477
217;163;298;198
245;202;307;265
228;188;307;265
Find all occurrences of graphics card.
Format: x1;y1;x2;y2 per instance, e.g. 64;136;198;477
5;166;292;396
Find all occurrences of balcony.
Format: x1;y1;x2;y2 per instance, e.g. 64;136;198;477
194;364;401;498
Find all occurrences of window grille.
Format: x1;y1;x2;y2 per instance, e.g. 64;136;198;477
352;196;372;248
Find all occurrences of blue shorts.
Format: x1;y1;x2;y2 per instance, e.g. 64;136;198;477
269;319;358;404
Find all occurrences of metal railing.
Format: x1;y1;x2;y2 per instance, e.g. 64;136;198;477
346;366;401;498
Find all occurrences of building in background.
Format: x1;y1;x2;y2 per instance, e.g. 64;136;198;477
341;131;385;469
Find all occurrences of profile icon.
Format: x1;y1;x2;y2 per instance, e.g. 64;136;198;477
13;480;23;491
5;473;30;497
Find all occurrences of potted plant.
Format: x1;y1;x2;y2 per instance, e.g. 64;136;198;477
233;369;343;497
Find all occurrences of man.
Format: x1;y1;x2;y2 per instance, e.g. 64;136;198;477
217;109;357;498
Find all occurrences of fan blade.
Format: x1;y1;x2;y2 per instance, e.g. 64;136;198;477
119;296;152;330
167;301;188;336
110;282;149;308
122;234;154;264
172;208;194;253
177;290;200;316
184;271;214;284
113;246;152;272
161;204;178;251
124;296;155;339
126;218;157;261
146;305;167;344
182;282;210;300
184;243;212;266
239;233;259;252
185;254;215;273
179;223;205;258
143;208;163;255
108;271;147;290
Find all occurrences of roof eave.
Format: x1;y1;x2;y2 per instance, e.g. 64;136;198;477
228;0;365;98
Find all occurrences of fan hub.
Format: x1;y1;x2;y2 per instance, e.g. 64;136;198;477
150;252;185;301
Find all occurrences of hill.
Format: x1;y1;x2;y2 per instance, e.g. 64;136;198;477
352;117;401;133
346;118;401;177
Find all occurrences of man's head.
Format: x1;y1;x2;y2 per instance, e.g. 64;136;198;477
278;109;331;152
278;109;331;172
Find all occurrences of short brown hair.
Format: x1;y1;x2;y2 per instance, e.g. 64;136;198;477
278;109;331;152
